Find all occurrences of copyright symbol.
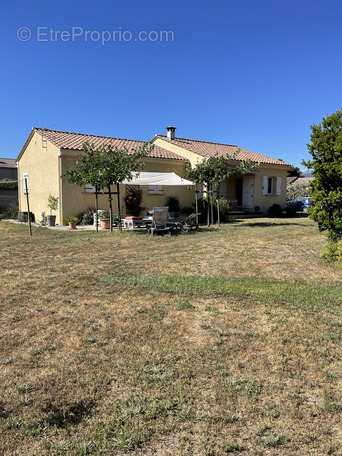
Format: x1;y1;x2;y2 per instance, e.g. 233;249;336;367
17;27;31;41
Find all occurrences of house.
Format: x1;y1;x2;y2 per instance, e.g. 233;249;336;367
0;158;18;212
0;158;17;181
16;126;291;224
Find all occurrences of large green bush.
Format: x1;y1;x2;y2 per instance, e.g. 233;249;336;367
302;109;342;240
321;239;342;265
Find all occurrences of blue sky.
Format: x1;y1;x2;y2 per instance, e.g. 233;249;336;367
1;0;341;168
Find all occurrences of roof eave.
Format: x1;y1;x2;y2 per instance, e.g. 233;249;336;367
16;129;36;162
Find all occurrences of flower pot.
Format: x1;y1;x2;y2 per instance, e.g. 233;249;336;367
100;218;111;229
68;221;77;230
47;215;56;227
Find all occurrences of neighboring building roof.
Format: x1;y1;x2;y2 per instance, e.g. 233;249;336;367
287;177;313;186
18;128;187;162
153;135;291;166
0;158;16;168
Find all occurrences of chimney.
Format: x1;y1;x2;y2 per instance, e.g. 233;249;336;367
166;126;176;140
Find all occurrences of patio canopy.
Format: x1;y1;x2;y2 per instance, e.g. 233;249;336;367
122;172;194;186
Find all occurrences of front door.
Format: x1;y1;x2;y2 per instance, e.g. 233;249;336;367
242;177;254;208
236;178;243;206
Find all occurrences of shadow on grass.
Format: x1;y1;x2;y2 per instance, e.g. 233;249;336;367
235;221;307;228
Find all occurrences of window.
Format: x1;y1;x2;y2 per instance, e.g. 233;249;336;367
85;183;96;193
262;176;281;196
148;185;163;194
22;172;29;194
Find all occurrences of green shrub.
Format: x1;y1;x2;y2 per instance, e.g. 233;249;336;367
179;206;193;216
217;199;231;222
285;205;297;218
0;181;18;190
194;198;232;223
165;195;180;213
1;204;19;220
321;239;342;265
267;204;283;218
79;208;96;225
195;198;209;223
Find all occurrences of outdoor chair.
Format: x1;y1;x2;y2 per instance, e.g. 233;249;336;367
170;212;200;233
148;207;176;236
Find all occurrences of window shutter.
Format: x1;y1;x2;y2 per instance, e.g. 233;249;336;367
276;177;281;195
22;173;29;194
262;176;268;195
148;185;163;194
85;183;96;193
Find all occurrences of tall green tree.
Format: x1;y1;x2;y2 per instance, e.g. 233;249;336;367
185;151;259;225
302;109;342;239
64;141;152;231
287;166;304;178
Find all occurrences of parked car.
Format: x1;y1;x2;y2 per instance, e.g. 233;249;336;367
287;200;304;211
287;197;314;212
296;197;314;212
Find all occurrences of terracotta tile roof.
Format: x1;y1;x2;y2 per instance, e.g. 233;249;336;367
29;128;187;161
287;177;313;185
0;158;16;168
154;135;291;166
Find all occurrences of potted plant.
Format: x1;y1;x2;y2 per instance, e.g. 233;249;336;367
47;194;59;227
100;210;111;229
65;216;78;230
165;195;181;218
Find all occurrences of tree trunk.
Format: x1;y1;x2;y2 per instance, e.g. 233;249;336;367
108;183;113;232
117;183;122;232
95;186;98;233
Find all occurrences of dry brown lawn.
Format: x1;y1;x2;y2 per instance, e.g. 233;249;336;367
0;218;341;456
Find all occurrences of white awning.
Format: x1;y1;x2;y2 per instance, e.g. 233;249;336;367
122;172;193;186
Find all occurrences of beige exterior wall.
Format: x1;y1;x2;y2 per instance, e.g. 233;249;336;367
60;152;195;221
220;165;289;213
253;165;288;212
155;137;290;213
17;132;61;223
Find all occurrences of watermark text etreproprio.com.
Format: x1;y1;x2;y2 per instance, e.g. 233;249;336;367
17;26;175;44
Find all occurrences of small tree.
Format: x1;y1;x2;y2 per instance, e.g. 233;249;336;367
302;109;342;240
48;194;59;215
64;141;153;231
185;151;259;225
